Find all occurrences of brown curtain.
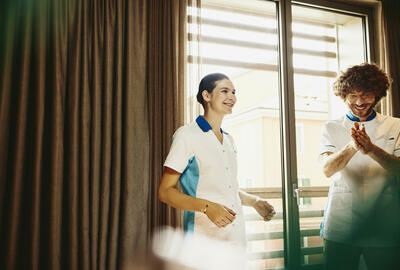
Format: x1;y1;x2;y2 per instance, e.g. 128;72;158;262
382;0;400;117
0;0;185;269
147;0;186;239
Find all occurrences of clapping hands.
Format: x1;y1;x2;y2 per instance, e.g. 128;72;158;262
351;122;374;154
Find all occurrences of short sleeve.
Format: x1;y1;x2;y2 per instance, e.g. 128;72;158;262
318;122;337;161
164;127;193;173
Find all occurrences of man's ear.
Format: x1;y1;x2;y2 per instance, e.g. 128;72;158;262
202;90;210;102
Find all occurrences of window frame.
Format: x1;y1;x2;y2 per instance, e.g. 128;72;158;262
185;0;376;269
280;1;375;269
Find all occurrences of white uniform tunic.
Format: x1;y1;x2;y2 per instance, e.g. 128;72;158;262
320;111;400;247
164;116;246;247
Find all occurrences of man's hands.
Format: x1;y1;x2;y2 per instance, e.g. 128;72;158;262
350;122;400;175
322;121;400;177
351;122;375;154
253;198;276;221
205;202;236;228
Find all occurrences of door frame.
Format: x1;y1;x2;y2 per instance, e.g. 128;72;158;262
277;0;375;269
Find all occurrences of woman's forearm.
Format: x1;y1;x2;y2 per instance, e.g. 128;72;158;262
158;186;208;213
238;189;258;206
158;183;237;228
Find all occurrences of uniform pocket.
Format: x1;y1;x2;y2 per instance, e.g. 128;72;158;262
376;137;396;154
331;181;351;194
325;192;354;238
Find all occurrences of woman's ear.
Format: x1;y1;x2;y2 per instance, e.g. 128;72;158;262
202;90;210;103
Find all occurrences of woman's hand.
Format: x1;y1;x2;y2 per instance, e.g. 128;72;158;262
238;190;275;221
205;202;236;228
253;199;276;221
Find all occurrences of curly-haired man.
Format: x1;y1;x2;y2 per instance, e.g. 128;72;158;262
319;63;400;270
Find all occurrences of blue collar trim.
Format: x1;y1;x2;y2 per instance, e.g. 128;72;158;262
346;110;376;122
196;115;228;134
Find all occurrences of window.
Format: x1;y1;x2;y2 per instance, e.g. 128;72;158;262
298;177;311;206
244;176;254;188
296;123;304;154
292;3;368;267
186;0;374;269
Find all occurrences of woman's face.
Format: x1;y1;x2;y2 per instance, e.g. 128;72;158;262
204;79;236;115
345;89;376;120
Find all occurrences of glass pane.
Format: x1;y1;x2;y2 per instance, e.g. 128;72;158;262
187;0;284;269
291;4;367;266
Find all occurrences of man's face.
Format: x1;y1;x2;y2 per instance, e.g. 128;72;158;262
345;90;376;120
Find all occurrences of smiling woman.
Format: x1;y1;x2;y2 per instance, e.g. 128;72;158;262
158;73;275;252
197;73;236;118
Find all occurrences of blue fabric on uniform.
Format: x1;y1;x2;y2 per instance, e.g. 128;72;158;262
179;156;200;232
346;110;376;122
320;190;332;238
196;115;228;134
178;116;228;232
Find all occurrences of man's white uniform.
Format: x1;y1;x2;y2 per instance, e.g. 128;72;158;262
320;111;400;247
164;116;246;247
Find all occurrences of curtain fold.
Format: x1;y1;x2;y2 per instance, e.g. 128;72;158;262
147;0;187;240
382;0;400;117
0;0;185;269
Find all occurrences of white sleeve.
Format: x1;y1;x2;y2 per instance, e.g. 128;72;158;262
319;122;337;159
164;127;193;173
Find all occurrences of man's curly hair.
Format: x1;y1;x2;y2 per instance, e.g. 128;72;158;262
333;63;390;103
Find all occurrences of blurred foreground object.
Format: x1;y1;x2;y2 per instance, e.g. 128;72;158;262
152;227;249;270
